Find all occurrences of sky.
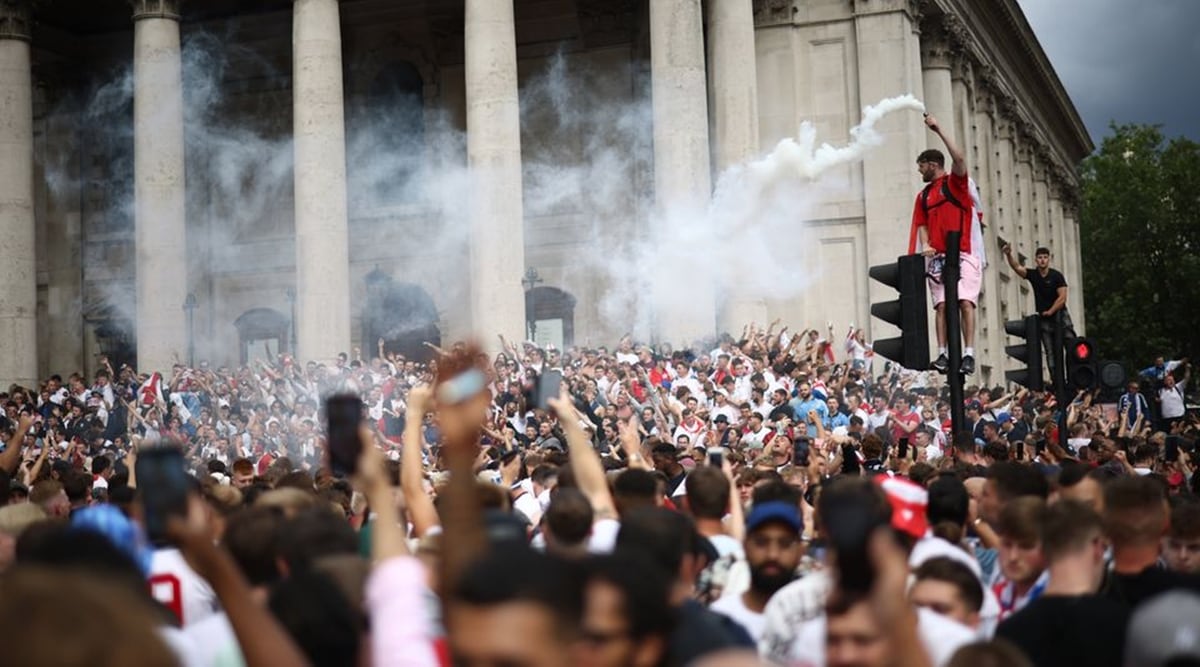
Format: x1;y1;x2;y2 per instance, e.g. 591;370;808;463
1016;0;1200;146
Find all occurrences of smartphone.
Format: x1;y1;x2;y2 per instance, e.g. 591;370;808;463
841;443;861;475
1015;440;1025;460
1034;439;1046;458
1165;436;1181;463
897;437;909;460
136;446;190;544
708;447;726;467
535;370;563;411
793;439;810;466
326;394;364;476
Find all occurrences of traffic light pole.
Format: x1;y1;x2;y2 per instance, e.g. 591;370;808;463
1052;312;1068;451
944;231;966;437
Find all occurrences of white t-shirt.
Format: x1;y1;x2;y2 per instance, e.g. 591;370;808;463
759;570;834;661
149;548;219;627
512;486;544;527
783;607;975;667
181;612;242;667
706;533;745;561
710;594;766;642
1161;384;1186;419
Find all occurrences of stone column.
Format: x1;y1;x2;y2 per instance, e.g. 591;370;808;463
651;0;714;345
919;18;957;143
707;0;764;335
0;1;36;387
854;0;926;351
464;0;526;347
132;0;188;373
1062;207;1085;332
292;0;351;362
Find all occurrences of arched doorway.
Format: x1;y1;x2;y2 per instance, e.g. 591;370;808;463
525;286;576;349
234;308;290;365
363;269;441;363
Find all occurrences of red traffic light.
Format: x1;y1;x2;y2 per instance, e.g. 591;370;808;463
1073;341;1092;360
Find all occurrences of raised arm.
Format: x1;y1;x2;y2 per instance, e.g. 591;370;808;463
0;414;32;476
1001;243;1027;279
549;388;617;519
401;386;440;538
924;114;966;177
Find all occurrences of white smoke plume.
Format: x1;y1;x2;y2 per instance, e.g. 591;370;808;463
45;33;925;364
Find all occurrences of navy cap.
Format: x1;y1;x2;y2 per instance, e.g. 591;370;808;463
745;501;803;534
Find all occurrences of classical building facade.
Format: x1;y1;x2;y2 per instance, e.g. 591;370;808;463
1;0;1089;387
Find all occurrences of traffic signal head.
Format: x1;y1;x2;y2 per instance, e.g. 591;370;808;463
1066;338;1098;391
1004;315;1044;391
868;254;929;371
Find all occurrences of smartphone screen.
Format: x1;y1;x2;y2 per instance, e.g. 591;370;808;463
136;446;190;544
897;438;909;460
326;394;364;476
1166;437;1180;463
1016;440;1026;460
536;371;563;411
708;448;725;467
793;439;810;466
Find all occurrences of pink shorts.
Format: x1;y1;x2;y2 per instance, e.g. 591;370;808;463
928;252;981;306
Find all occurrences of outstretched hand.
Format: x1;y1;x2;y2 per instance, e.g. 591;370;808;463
923;113;940;132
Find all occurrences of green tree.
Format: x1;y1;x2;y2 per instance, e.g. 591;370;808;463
1079;124;1200;370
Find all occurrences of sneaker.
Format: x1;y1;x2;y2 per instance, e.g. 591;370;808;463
961;355;976;375
930;353;949;374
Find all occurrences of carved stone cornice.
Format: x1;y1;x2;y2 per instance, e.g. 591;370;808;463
753;0;793;27
919;17;953;69
0;0;33;41
949;52;973;84
131;0;181;21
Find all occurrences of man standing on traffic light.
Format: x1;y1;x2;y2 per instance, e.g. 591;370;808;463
1001;245;1076;378
910;114;982;375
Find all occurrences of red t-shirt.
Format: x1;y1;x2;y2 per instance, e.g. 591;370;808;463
890;411;922;444
913;172;971;253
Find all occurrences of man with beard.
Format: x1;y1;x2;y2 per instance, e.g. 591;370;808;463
710;500;804;641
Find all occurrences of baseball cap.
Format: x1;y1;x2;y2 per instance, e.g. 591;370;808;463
745;501;803;534
996;413;1012;425
965;400;982;411
1124;591;1200;666
875;475;928;539
713;414;730;424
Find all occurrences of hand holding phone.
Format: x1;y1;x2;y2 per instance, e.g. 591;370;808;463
326;394;364;476
136;445;191;544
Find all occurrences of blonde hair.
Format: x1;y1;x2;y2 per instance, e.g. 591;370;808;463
0;503;47;537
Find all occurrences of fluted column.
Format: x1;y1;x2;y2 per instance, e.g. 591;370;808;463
651;0;714;345
132;0;188;373
854;0;926;352
0;1;36;388
708;0;765;335
465;0;525;346
292;0;351;362
919;19;957;143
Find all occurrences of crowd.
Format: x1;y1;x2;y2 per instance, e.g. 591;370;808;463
0;322;1198;667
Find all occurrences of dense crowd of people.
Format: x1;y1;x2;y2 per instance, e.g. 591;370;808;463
1;324;1198;667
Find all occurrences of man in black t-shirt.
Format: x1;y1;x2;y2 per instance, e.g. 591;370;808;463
996;500;1128;667
1002;244;1076;379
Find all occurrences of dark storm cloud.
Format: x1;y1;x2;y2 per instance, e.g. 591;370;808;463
1017;0;1200;144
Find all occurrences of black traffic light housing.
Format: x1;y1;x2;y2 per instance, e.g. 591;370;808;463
1066;338;1099;391
869;254;930;371
1004;315;1044;391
